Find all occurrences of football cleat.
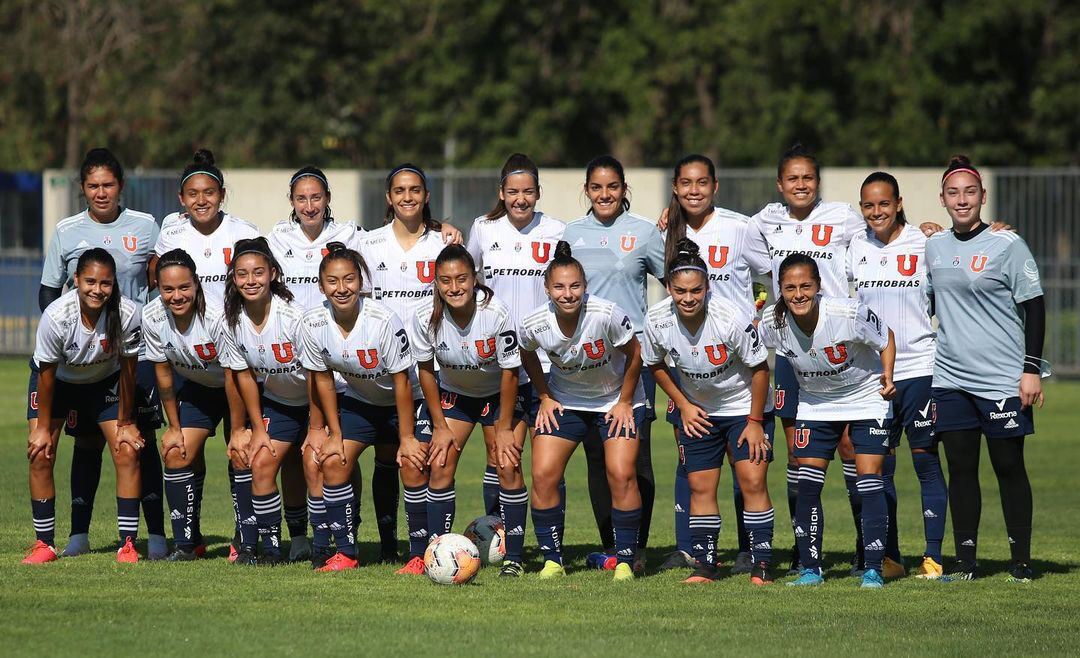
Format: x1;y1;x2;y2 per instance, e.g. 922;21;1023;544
750;561;773;585
585;552;616;570
165;548;198;562
116;537;139;564
882;557;906;579
310;546;334;570
538;560;566;579
613;562;634;582
192;543;207;558
914;556;943;579
683;563;721;583
395;555;426;575
658;550;696;572
228;544;238;563
940;561;978;583
259;552;282;568
632;549;647;577
786;568;824;587
288;536;311;563
786;550;802;576
861;569;884;589
60;533;90;558
233;546;258;566
1007;562;1033;583
21;540;58;564
147;535;168;561
498;561;524;578
732;551;754;575
315;552;358;572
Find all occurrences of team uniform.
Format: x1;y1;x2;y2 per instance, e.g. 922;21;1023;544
642;294;775;568
154;212;260;309
267;218;365;311
759;296;892;581
29;290;142;548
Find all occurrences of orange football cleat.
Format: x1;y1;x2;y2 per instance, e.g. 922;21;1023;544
116;537;139;564
396;555;426;575
21;540;58;564
315;552;359;572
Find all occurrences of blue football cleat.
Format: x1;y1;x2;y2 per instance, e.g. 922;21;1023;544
861;569;884;589
786;568;824;586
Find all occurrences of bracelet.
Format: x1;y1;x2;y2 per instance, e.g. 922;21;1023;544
746;416;764;423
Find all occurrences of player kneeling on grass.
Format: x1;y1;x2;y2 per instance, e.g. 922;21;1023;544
220;238;312;566
300;243;422;572
25;248;144;564
643;239;775;585
410;245;531;578
759;254;897;589
519;241;646;582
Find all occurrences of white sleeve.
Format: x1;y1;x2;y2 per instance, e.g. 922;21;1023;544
758;312;779;350
32;312;65;366
465;221;484;275
607;304;636;348
853;301;890;352
494;311;521;370
409;309;435;363
730;309;768;368
153;226;171;257
518;318;539;352
381;313;414;375
120;305;141;358
299;320;326;372
141;309;167;363
640;318;665;367
843;205;866;248
219;325;248;370
745;215;772;275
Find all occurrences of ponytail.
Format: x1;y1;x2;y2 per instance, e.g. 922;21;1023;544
544;240;586;284
75;248;121;353
665;237;708;281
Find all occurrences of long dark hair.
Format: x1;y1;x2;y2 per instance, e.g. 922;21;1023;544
544;240;586;284
861;171;907;225
155;248;207;320
384;163;442;233
180;148;224;194
80;148;124;186
584;155;631;214
224;237;295;329
318;241;371;289
483;153;540;221
75;248;121;353
665;237;709;282
428;244;494;339
289;165;333;223
664;154;716;268
773;253;821;328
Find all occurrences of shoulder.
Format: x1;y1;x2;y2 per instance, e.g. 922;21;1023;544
358;224;390;246
118;297;139;322
414;297;436;319
225;214;259;235
584;295;617;317
645;298;676;328
522;304;551;330
54;211;89;234
361;298;396;323
142;297;167;322
821;296;860;318
269;218;297;236
848;228;874;252
563;216;590;232
204;304;226;329
277;299;305;322
714;206;751;225
160;212;187;230
754;203;786;221
706;296;741;327
301;304;332;329
898;224;927;247
624;212;660;234
481;293;511;318
760;303;783;331
44;290;80;325
122;209;157;227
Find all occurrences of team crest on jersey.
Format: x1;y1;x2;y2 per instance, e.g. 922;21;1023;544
952;256;960;267
356;348;379;369
667;398;675;414
897;255;918;276
271;342;294;363
66;410;78;430
100;338;111;353
794;427;810;449
532;242;552;264
194;342;217;361
122;235;138;252
475;337;496;359
811;225;833;246
305;251;314;261
795;225;802;235
29;391;38;410
416;261;436;283
103;235;112;246
704;344;728;366
440;392;457;410
620;235;636;252
707;246;729;269
514;242;522;252
599;236;608;247
970;255;988;272
400;262;408;272
823;343;847;364
204;248;212;258
582;339;606;360
774;389;785;410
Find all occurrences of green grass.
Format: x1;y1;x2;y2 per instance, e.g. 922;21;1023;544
1;356;1078;656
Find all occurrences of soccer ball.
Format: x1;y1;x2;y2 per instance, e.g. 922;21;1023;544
463;515;506;565
424;533;481;585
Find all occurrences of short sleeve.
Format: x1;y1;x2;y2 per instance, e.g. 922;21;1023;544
465;220;484;274
40;231;67;288
381;313;414;375
758;310;779;350
32;312;64;366
1002;238;1043;304
219;325;248;370
147;220;161;255
640;315;666;367
607;304;636;348
644;224;666;281
153;224;170;256
744;215;771;275
494;312;521;370
729;309;768;368
843;205;866;248
853;301;890;352
518;318;540;352
346;224;366;251
300;319;327;372
409;308;435;363
120;305;142;358
141;309;167;363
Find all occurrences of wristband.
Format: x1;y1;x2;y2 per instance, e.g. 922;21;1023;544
746;416;764;423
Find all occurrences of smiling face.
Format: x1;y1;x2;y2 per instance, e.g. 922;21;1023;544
232;253;273;304
435;259;476;312
319;258;362;313
499;172;539;224
779;264;820;319
674;161;717;218
585;167;626;221
386;171;429;224
82;167;122;222
290;177;329;231
940;171;986;231
777;157;819;213
667;270;708;321
158;265;198;318
74;262;115;313
544;264;585;316
860;181;903;240
179;174;224;227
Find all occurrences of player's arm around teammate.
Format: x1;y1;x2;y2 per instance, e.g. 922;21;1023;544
24;249;144;564
520;241;646;581
644;239;775;585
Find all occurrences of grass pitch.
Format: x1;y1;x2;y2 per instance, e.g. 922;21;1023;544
1;357;1078;656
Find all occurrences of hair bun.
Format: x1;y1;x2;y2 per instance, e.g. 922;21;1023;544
553;240;573;260
193;149;215;166
947;154;972;169
673;237;700;257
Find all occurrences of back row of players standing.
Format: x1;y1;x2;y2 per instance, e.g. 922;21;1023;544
25;145;1044;586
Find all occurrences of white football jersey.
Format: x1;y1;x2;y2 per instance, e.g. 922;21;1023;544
267;218;365;311
663;207;771;315
518;295;645;413
409;291;521;398
641;295;770;416
356;224;446;324
747;200;865;299
154;212;260;310
847;224;935;381
141;296;227;388
759;296;891;421
33;289;140;384
299;297;414;406
219;296;309;406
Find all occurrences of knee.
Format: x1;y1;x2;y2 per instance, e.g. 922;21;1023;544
606;465;636;497
252;451;278;485
428;465;453;489
321;460;349;484
530;464;562;495
496;463;522;486
739;474;767;497
29;453;55;475
113;444;139;470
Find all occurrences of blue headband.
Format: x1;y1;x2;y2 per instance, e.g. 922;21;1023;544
181;170;222;186
387;166;427;186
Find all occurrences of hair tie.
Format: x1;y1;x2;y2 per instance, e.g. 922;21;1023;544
942;167;982;185
181;170;222;186
290;172;329;190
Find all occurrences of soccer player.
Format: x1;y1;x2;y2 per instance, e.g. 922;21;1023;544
759;254;897;589
560;155;664;574
927;156;1045;582
466;153;564;518
219;238;309;565
520;241;646;581
849;172;948;579
643;239;775;584
36;148;166;560
24;249;144;564
354;163;462;563
658;154;773;573
410;245;529;576
299;244;420;572
144;249;252;561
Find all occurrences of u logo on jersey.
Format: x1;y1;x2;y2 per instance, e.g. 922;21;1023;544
416;261;436;283
970;255;988;272
619;235;636;252
194;342;217;361
356;348;379;369
475;337;496;359
582;339;606;360
704;343;728;366
794;428;810;449
823;343;847;364
100;338;111;353
708;246;729;269
531;242;552;264
440;392;457;410
122;235;138;253
66;410;78;430
897;254;918;276
271;342;294;363
811;225;833;246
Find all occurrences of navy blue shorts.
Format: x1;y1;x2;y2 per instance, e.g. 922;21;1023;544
932;388;1034;438
793;418;892;460
421;384;530;427
339;394;430;445
27;369;120;429
640;365;658;423
177;379;229;436
773;356;799;420
670;408;775;472
262;397;308;444
888;376;935;450
27;359;159;432
540;405;648;443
